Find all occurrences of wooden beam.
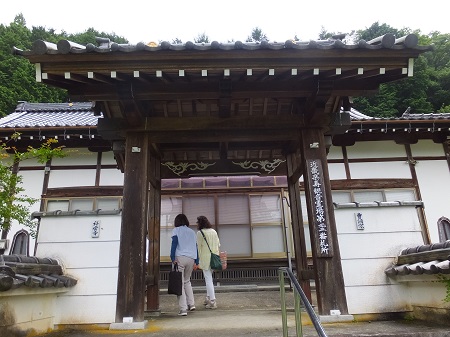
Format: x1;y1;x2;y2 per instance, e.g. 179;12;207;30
327;178;415;190
65;78;383;101
143;115;305;131
160;158;287;178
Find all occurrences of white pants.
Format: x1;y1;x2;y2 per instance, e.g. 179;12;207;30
175;255;195;311
203;269;216;301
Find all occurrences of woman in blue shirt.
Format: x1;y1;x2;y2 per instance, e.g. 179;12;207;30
171;213;199;316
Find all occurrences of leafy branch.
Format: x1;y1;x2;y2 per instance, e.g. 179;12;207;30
0;132;66;236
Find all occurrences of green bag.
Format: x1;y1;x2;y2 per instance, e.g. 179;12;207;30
200;230;223;271
210;252;223;271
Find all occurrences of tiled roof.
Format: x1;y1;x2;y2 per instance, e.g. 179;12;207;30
0;102;99;129
401;112;450;120
385;241;450;276
347;106;450;122
13;34;431;56
0;255;77;291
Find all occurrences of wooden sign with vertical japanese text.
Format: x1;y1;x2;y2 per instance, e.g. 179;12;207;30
307;159;332;257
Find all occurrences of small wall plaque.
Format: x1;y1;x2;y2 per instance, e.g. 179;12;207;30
92;220;101;238
355;212;364;230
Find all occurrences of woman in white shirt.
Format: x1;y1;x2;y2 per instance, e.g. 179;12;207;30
196;215;220;309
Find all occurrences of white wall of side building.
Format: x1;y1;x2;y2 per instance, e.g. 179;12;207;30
335;205;424;315
410;140;450;243
36;215;121;324
345;140;411;180
47;148;98;188
342;139;448;242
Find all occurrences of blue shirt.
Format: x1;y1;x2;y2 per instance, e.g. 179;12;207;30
170;225;198;263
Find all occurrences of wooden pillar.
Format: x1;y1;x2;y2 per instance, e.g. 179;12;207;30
405;144;430;244
286;151;312;302
300;128;348;315
115;133;150;323
146;152;161;312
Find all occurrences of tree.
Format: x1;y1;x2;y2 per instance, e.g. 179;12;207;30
0;133;66;245
0;15;129;117
354;21;411;41
65;27;128;45
246;27;268;42
194;33;209;43
0;15;67;116
352;23;441;117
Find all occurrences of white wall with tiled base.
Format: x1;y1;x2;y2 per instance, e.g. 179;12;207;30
36;215;121;324
335;205;424;315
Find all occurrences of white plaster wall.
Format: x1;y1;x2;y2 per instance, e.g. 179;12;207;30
347;140;407;159
327;162;347;180
99;168;124;186
101;151;118;165
345;284;411;314
349;161;411;179
47;169;96;188
335;205;424;314
410;139;445;157
35;215;121;324
344;138;449;244
346;140;410;179
327;145;344;160
410;141;450;243
391;275;450;310
99;151;124;185
0;289;68;333
51;148;97;166
48;148;97;188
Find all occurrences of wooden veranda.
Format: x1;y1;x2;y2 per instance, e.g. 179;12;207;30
14;33;431;324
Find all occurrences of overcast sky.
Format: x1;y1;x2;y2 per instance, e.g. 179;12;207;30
1;0;449;44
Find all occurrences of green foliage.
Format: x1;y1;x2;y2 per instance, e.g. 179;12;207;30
65;27;128;45
436;274;450;303
318;26;333;40
0;133;66;235
194;33;209;43
246;27;268;42
354;21;410;41
352;27;450;117
0;14;67;116
0;15;129;116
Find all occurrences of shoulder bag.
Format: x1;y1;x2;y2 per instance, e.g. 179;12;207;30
200;229;223;271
